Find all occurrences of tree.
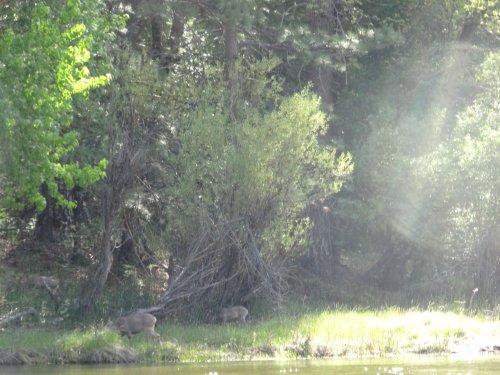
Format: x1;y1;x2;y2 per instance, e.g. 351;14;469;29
0;0;117;213
329;0;498;294
154;57;352;315
419;51;499;300
165;57;352;258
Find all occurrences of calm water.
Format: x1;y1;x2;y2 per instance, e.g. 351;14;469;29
3;356;500;375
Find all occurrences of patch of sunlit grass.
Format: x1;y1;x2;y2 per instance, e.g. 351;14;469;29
56;327;121;352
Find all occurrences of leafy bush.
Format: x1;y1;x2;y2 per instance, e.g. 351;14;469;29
165;60;352;257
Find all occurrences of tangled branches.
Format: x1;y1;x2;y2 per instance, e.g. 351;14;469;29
159;218;287;321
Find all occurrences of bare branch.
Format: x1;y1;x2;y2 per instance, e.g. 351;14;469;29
158;217;286;321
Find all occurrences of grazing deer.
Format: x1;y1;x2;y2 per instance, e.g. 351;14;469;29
107;312;161;341
220;306;248;324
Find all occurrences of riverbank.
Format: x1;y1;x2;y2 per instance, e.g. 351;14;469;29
2;307;500;365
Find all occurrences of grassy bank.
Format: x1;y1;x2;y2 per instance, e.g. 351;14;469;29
2;307;500;365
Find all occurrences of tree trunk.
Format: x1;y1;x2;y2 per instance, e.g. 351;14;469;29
34;185;88;247
459;11;482;42
80;122;145;310
163;3;185;76
151;13;164;62
80;184;117;310
438;9;483;138
223;20;238;89
151;0;185;78
301;201;342;280
473;230;499;302
33;184;67;242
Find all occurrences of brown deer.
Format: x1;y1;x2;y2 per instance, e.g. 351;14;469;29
220;306;248;324
107;312;161;341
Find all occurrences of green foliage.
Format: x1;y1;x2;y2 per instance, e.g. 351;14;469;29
416;51;500;292
329;0;499;294
166;60;352;255
466;0;500;35
1;0;498;312
0;0;119;211
215;0;259;27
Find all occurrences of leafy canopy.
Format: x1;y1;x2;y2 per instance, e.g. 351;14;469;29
0;0;119;211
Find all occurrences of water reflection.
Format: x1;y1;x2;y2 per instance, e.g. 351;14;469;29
2;356;500;375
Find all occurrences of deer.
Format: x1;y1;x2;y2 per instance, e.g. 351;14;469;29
220;305;248;324
107;312;161;342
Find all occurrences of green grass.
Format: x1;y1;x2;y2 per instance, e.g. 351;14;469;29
1;307;499;365
0;328;60;350
116;307;492;358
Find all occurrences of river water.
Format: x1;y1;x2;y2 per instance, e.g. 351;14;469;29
3;356;500;375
